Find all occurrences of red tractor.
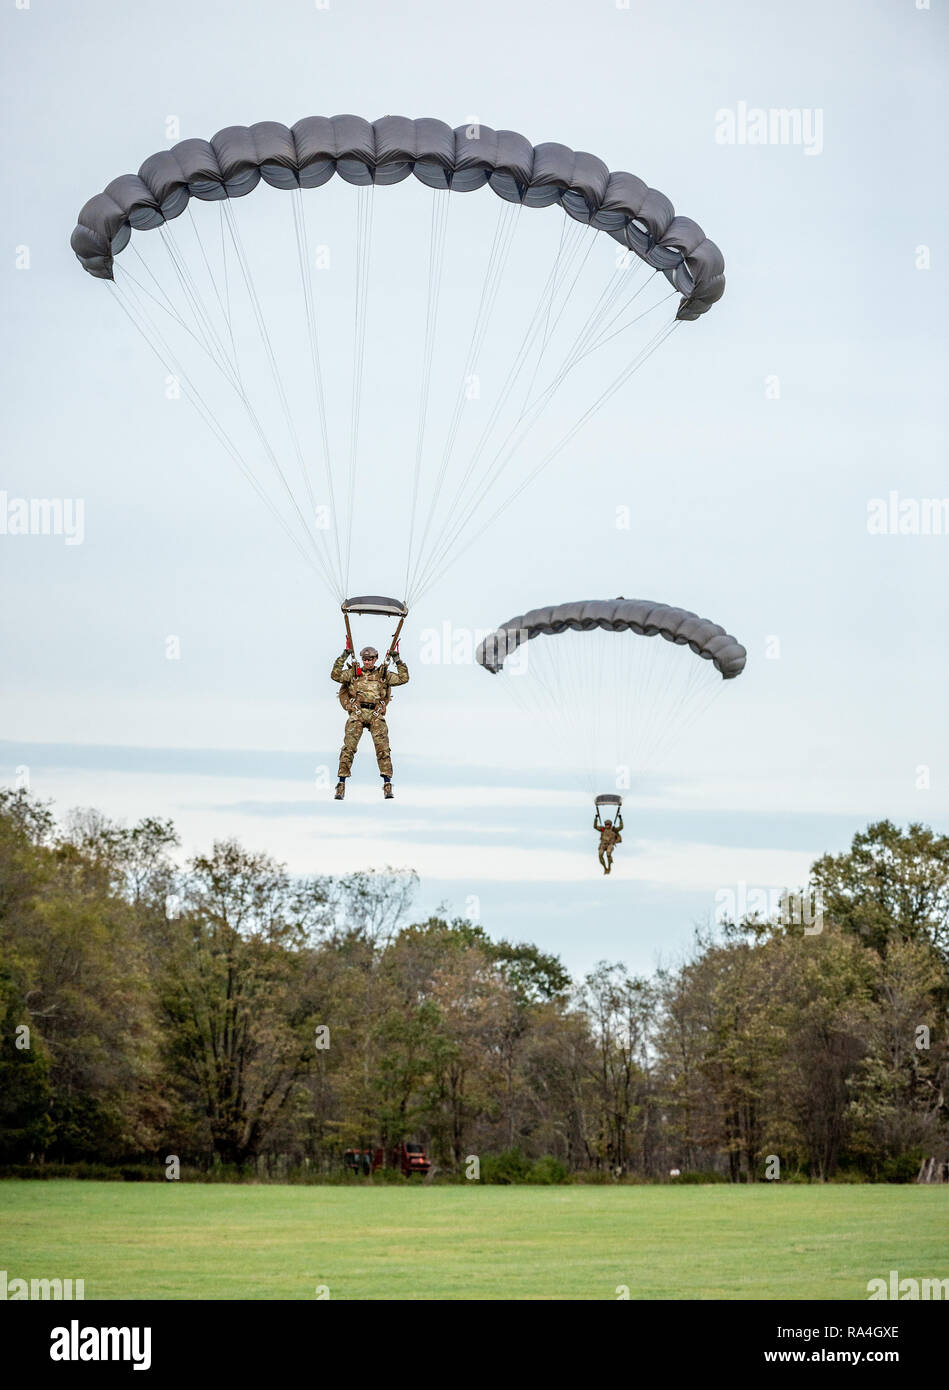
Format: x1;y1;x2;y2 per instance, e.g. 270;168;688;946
344;1142;431;1177
386;1142;432;1177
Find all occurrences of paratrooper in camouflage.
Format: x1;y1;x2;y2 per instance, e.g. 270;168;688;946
332;645;409;799
594;810;623;874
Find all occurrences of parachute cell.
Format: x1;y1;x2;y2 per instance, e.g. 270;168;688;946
70;116;725;317
475;598;747;679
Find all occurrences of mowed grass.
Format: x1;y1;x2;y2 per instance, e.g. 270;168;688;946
0;1181;945;1300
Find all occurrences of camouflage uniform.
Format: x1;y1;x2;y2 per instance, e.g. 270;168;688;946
595;814;623;874
332;654;409;778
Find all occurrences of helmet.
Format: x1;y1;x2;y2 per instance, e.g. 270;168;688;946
360;646;379;660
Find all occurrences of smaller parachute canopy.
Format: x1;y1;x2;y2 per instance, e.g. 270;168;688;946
475;598;746;679
595;794;623;808
342;595;408;617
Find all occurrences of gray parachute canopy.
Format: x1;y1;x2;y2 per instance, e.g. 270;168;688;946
475;599;747;679
70;114;724;320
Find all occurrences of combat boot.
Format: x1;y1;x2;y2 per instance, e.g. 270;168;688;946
335;780;346;800
383;781;394;800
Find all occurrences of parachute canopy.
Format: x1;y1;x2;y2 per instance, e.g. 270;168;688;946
342;595;407;618
71;117;725;608
475;596;746;797
475;598;747;679
70;116;725;318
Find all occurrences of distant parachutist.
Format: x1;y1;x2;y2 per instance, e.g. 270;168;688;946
594;795;624;875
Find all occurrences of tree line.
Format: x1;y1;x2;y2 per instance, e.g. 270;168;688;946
1;789;946;1181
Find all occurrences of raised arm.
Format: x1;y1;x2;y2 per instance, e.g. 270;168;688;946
331;651;354;685
386;655;409;688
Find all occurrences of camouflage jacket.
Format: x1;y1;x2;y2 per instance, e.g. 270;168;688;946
595;815;622;848
331;655;409;710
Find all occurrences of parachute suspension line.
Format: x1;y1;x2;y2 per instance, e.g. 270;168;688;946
643;659;724;773
215;203;247;403
107;279;325;581
504;255;658;428
145;217;241;389
118;256;235;386
147;218;338;590
450;261;660;521
157;225;244;385
627;634;677;775
404;199;520;602
550;633;594;789
501;638;578;779
412;256;665;603
421;231;636;573
403;188;452;603
406;216;590;601
576;284;680;362
125;244;204;344
419;312;678;600
112;273;336;587
152;218;341;592
612;633;721;777
427;218;588;539
505;633;603;798
499;627;729;798
219;200;338;587
290;187;344;594
186;205;244;382
504;254;646;442
419;264;662;576
515;219;653;420
515;214;587;420
343;183;375;598
630;637;666;776
543;316;680;467
415;299;679;604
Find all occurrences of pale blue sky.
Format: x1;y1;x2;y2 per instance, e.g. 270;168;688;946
2;0;947;977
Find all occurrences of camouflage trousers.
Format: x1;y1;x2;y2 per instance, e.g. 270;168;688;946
338;708;392;778
598;835;618;870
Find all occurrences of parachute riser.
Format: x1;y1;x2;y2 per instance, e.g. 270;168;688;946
386;615;406;665
595;792;622;826
341;595;407;668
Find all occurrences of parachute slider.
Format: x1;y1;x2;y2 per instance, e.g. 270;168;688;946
341;596;408;665
341;596;408;618
595;794;623;808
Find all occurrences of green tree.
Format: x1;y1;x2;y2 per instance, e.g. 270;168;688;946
812;821;949;959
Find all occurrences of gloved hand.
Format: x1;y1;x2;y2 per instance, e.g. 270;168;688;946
339;648;352;662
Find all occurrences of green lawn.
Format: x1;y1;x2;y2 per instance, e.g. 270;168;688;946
0;1181;944;1300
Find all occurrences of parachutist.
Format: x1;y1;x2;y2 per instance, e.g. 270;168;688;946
595;810;623;875
332;644;409;791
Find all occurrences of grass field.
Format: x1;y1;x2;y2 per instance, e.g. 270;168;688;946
1;1181;945;1300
